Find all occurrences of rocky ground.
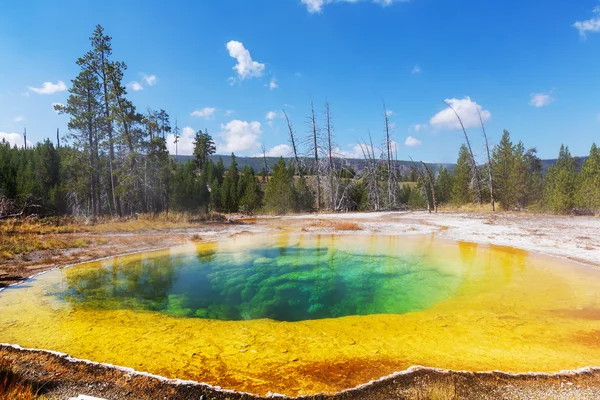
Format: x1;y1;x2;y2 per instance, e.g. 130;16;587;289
1;211;600;399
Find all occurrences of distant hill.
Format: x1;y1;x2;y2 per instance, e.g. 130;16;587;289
174;154;455;176
174;154;589;176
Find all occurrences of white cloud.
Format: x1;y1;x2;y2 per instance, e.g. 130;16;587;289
265;111;279;120
143;74;157;86
411;65;421;74
226;41;265;81
574;7;600;38
218;120;262;154
430;97;491;130
13;115;24;123
411;123;428;132
128;81;144;91
167;126;195;155
262;144;292;157
302;0;408;13
0;132;32;148
28;80;67;95
191;107;217;119
338;143;377;159
529;92;555;108
225;109;235;117
269;77;279;90
405;136;422;147
386;110;394;116
52;102;64;113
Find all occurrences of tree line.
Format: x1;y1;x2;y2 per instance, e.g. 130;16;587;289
1;25;599;217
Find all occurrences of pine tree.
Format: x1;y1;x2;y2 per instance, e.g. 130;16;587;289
452;145;473;205
435;166;454;204
492;130;515;210
544;145;576;214
192;130;216;170
577;143;600;212
263;158;296;214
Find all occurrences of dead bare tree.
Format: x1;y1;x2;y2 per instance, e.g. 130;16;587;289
477;107;495;211
309;100;321;212
282;109;303;179
261;144;269;183
383;103;396;209
324;101;337;210
421;161;437;213
408;156;431;212
443;100;482;204
360;132;382;211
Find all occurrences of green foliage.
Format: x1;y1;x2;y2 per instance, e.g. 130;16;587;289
193;130;216;170
263;158;297;214
576;143;600;212
492;130;515;210
544;145;577;214
435;166;454;204
452;145;473;205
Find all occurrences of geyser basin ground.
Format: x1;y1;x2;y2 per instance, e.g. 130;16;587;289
1;234;600;397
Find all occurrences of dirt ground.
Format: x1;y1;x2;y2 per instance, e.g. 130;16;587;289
1;211;600;399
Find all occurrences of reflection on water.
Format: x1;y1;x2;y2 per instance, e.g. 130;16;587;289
55;235;463;321
2;233;600;397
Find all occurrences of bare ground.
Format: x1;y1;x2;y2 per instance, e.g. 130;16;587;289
1;211;600;399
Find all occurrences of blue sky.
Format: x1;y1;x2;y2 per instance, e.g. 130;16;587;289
1;0;599;163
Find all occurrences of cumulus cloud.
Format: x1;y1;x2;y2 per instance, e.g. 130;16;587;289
269;77;279;90
143;74;157;86
167;126;195;155
302;0;408;13
265;111;279;120
338;143;380;159
430;97;491;130
574;7;600;38
29;80;67;95
411;65;421;74
128;81;144;91
226;41;265;81
0;132;32;148
529;92;555;108
191;107;217;119
262;144;292;157
218;120;262;154
405;136;422;147
411;123;428;132
13;115;24;123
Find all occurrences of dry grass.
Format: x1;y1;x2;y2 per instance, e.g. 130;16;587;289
437;203;494;213
0;213;226;260
0;358;49;400
308;220;362;231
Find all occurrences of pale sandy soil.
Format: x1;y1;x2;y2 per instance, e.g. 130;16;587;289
276;211;600;266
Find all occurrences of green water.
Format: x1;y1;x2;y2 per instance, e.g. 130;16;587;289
53;235;463;321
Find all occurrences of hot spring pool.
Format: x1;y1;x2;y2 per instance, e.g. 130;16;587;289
1;234;600;396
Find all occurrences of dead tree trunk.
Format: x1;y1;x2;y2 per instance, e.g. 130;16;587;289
443;100;482;204
309;100;321;212
282;110;303;179
421;161;437;213
325;101;336;210
477;107;495;211
261;144;269;183
383;104;395;209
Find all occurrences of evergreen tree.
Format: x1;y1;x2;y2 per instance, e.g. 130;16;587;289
492;130;515;210
435;166;454;204
452;145;473;205
577;143;600;211
263;158;296;214
544;145;576;214
192;130;216;170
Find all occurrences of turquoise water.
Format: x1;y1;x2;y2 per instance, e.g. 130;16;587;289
54;235;463;322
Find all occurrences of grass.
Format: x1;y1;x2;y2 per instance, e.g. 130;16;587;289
409;375;458;400
0;358;49;400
